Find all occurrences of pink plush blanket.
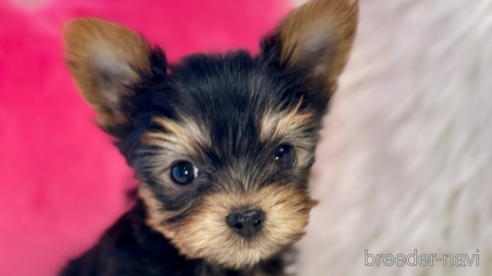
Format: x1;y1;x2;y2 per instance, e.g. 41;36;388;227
0;0;290;275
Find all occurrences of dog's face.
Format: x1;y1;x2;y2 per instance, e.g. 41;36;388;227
63;0;358;269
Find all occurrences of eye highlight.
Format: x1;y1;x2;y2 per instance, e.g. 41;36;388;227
274;144;296;169
171;161;198;185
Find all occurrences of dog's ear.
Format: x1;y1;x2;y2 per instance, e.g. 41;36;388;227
63;18;155;135
267;0;358;105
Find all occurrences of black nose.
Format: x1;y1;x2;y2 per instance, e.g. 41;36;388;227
227;209;265;237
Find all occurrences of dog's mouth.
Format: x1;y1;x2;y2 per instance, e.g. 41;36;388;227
140;184;317;269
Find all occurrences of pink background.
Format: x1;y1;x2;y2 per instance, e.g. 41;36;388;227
0;0;291;275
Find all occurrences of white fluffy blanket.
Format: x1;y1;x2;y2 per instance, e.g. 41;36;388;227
294;0;492;275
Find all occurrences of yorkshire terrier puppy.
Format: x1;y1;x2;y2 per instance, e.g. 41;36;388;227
60;0;358;275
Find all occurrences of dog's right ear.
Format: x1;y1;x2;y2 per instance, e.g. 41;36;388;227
63;18;158;135
263;0;358;110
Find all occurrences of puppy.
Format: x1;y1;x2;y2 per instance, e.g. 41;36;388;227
60;0;358;275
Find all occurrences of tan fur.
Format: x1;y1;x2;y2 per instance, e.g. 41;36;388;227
277;0;358;95
260;100;317;170
63;18;152;129
139;184;317;269
142;116;210;155
260;98;313;143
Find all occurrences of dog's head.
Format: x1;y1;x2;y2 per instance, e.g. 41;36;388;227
63;0;358;269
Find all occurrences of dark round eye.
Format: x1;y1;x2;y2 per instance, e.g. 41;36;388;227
171;161;197;185
274;144;296;169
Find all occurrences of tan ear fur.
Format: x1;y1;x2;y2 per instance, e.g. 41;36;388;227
277;0;358;96
63;18;152;129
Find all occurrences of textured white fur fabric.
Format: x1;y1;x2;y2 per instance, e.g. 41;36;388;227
290;0;492;275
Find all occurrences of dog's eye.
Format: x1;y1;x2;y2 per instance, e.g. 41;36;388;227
171;161;197;185
274;144;296;169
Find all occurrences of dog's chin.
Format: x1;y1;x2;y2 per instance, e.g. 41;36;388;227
168;228;299;269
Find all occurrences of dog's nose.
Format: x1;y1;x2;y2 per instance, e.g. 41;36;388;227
227;209;265;237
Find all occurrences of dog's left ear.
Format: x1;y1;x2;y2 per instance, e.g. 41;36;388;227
266;0;358;105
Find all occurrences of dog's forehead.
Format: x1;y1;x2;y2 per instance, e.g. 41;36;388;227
142;52;318;167
169;52;282;113
167;54;287;147
149;101;273;164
